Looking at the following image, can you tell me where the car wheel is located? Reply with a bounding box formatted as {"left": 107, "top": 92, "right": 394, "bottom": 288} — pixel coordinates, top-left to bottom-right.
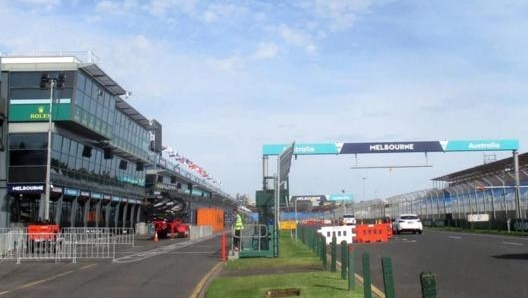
{"left": 418, "top": 230, "right": 423, "bottom": 234}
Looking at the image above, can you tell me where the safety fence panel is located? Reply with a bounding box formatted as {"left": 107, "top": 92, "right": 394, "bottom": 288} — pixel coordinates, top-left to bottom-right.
{"left": 235, "top": 224, "right": 270, "bottom": 251}
{"left": 354, "top": 224, "right": 389, "bottom": 243}
{"left": 61, "top": 227, "right": 135, "bottom": 246}
{"left": 0, "top": 231, "right": 24, "bottom": 259}
{"left": 60, "top": 233, "right": 116, "bottom": 262}
{"left": 0, "top": 232, "right": 116, "bottom": 263}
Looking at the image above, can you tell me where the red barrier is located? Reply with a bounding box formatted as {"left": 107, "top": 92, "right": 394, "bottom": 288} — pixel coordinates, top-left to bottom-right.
{"left": 354, "top": 224, "right": 389, "bottom": 243}
{"left": 385, "top": 223, "right": 394, "bottom": 239}
{"left": 220, "top": 232, "right": 226, "bottom": 261}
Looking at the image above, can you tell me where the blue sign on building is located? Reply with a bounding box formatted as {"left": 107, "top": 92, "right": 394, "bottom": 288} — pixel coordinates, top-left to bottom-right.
{"left": 441, "top": 139, "right": 519, "bottom": 152}
{"left": 327, "top": 193, "right": 354, "bottom": 201}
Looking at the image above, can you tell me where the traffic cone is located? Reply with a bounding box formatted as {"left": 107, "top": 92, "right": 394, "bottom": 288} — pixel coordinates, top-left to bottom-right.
{"left": 153, "top": 231, "right": 159, "bottom": 242}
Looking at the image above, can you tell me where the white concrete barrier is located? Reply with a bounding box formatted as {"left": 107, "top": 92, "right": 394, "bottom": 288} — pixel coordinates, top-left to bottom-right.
{"left": 317, "top": 225, "right": 356, "bottom": 245}
{"left": 189, "top": 225, "right": 213, "bottom": 241}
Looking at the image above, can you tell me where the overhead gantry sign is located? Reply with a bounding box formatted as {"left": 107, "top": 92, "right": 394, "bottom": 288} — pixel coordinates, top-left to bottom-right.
{"left": 262, "top": 139, "right": 519, "bottom": 156}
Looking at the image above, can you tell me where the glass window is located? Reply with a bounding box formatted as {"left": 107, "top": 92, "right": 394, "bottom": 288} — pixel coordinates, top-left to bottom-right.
{"left": 52, "top": 134, "right": 62, "bottom": 152}
{"left": 9, "top": 133, "right": 47, "bottom": 150}
{"left": 9, "top": 150, "right": 46, "bottom": 166}
{"left": 76, "top": 72, "right": 86, "bottom": 91}
{"left": 85, "top": 78, "right": 92, "bottom": 94}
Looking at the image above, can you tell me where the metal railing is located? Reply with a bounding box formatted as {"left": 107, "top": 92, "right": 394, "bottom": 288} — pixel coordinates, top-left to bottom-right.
{"left": 1, "top": 230, "right": 119, "bottom": 263}
{"left": 61, "top": 227, "right": 135, "bottom": 246}
{"left": 234, "top": 224, "right": 270, "bottom": 251}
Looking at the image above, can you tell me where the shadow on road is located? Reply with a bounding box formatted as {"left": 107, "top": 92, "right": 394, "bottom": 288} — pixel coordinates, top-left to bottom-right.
{"left": 492, "top": 253, "right": 528, "bottom": 260}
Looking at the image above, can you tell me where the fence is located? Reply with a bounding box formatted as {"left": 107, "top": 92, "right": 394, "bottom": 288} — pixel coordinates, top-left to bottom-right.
{"left": 234, "top": 224, "right": 270, "bottom": 251}
{"left": 61, "top": 227, "right": 135, "bottom": 246}
{"left": 1, "top": 230, "right": 119, "bottom": 263}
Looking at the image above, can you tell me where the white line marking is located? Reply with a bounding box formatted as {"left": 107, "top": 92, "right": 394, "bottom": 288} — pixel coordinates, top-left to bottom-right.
{"left": 502, "top": 241, "right": 523, "bottom": 246}
{"left": 448, "top": 236, "right": 462, "bottom": 239}
{"left": 0, "top": 270, "right": 75, "bottom": 296}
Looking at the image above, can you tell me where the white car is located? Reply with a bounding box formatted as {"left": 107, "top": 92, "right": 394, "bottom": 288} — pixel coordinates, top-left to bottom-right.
{"left": 393, "top": 214, "right": 423, "bottom": 234}
{"left": 342, "top": 214, "right": 356, "bottom": 225}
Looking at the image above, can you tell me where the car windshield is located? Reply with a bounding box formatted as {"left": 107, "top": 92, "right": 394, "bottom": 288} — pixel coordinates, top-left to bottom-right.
{"left": 400, "top": 215, "right": 419, "bottom": 220}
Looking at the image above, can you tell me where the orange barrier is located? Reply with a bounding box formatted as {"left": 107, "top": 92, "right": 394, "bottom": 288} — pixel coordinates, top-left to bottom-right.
{"left": 196, "top": 208, "right": 225, "bottom": 232}
{"left": 384, "top": 223, "right": 394, "bottom": 239}
{"left": 354, "top": 224, "right": 389, "bottom": 243}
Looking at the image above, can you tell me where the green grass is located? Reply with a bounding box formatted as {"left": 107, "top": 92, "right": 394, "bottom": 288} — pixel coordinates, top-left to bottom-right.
{"left": 205, "top": 233, "right": 364, "bottom": 298}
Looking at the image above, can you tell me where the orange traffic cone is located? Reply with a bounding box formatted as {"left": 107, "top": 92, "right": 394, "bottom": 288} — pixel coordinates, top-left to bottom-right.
{"left": 153, "top": 231, "right": 159, "bottom": 242}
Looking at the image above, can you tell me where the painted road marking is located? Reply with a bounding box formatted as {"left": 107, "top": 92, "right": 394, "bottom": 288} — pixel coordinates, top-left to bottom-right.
{"left": 0, "top": 264, "right": 97, "bottom": 296}
{"left": 0, "top": 270, "right": 75, "bottom": 296}
{"left": 448, "top": 236, "right": 462, "bottom": 239}
{"left": 502, "top": 241, "right": 523, "bottom": 246}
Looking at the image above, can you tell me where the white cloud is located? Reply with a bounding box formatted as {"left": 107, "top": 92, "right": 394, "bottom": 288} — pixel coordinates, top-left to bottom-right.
{"left": 17, "top": 0, "right": 60, "bottom": 11}
{"left": 252, "top": 42, "right": 280, "bottom": 60}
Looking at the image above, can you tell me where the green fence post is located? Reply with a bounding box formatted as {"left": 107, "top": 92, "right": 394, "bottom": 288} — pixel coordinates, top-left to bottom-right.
{"left": 420, "top": 272, "right": 438, "bottom": 298}
{"left": 321, "top": 235, "right": 327, "bottom": 270}
{"left": 382, "top": 257, "right": 396, "bottom": 298}
{"left": 340, "top": 240, "right": 347, "bottom": 280}
{"left": 348, "top": 245, "right": 355, "bottom": 290}
{"left": 330, "top": 234, "right": 337, "bottom": 272}
{"left": 362, "top": 252, "right": 372, "bottom": 298}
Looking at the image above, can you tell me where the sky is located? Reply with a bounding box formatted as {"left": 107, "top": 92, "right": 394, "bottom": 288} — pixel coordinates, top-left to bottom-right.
{"left": 1, "top": 0, "right": 528, "bottom": 201}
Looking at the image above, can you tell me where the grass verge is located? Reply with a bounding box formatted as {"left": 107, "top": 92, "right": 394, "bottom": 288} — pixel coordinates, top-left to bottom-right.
{"left": 204, "top": 233, "right": 364, "bottom": 298}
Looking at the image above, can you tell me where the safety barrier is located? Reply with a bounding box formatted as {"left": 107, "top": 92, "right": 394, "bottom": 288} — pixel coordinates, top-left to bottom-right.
{"left": 189, "top": 225, "right": 213, "bottom": 241}
{"left": 0, "top": 232, "right": 116, "bottom": 263}
{"left": 354, "top": 224, "right": 389, "bottom": 243}
{"left": 235, "top": 224, "right": 270, "bottom": 251}
{"left": 384, "top": 223, "right": 394, "bottom": 239}
{"left": 317, "top": 225, "right": 356, "bottom": 245}
{"left": 60, "top": 233, "right": 116, "bottom": 262}
{"left": 61, "top": 227, "right": 135, "bottom": 246}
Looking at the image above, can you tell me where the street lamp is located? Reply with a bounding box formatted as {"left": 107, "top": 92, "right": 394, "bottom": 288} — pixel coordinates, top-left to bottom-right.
{"left": 40, "top": 73, "right": 65, "bottom": 222}
{"left": 362, "top": 177, "right": 367, "bottom": 200}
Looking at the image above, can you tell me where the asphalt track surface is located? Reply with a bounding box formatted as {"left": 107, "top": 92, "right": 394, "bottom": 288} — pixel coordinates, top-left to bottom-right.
{"left": 0, "top": 234, "right": 224, "bottom": 298}
{"left": 350, "top": 229, "right": 528, "bottom": 298}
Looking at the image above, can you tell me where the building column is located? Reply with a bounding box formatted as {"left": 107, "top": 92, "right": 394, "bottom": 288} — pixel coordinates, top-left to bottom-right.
{"left": 129, "top": 204, "right": 136, "bottom": 229}
{"left": 114, "top": 204, "right": 120, "bottom": 228}
{"left": 54, "top": 195, "right": 63, "bottom": 226}
{"left": 83, "top": 200, "right": 89, "bottom": 227}
{"left": 105, "top": 204, "right": 111, "bottom": 228}
{"left": 122, "top": 203, "right": 128, "bottom": 228}
{"left": 95, "top": 201, "right": 101, "bottom": 228}
{"left": 70, "top": 197, "right": 78, "bottom": 227}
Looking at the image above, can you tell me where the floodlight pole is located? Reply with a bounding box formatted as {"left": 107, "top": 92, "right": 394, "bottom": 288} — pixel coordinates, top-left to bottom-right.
{"left": 513, "top": 150, "right": 522, "bottom": 219}
{"left": 44, "top": 79, "right": 55, "bottom": 222}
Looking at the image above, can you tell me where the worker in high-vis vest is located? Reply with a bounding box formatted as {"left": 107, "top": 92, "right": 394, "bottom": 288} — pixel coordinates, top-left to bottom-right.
{"left": 233, "top": 208, "right": 244, "bottom": 251}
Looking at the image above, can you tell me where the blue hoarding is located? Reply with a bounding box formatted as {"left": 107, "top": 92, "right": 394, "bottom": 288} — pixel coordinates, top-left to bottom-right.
{"left": 442, "top": 139, "right": 518, "bottom": 152}
{"left": 263, "top": 143, "right": 341, "bottom": 155}
{"left": 327, "top": 193, "right": 354, "bottom": 201}
{"left": 263, "top": 139, "right": 519, "bottom": 155}
{"left": 340, "top": 141, "right": 444, "bottom": 154}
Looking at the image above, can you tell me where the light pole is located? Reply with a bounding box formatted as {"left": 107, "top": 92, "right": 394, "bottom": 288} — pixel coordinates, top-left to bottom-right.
{"left": 362, "top": 177, "right": 367, "bottom": 200}
{"left": 40, "top": 73, "right": 65, "bottom": 222}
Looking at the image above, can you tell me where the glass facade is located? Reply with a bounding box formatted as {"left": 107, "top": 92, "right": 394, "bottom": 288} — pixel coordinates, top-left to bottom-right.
{"left": 2, "top": 59, "right": 230, "bottom": 229}
{"left": 6, "top": 67, "right": 150, "bottom": 227}
{"left": 72, "top": 71, "right": 115, "bottom": 139}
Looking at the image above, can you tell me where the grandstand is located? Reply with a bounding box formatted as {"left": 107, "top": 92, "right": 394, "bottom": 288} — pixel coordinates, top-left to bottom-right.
{"left": 354, "top": 152, "right": 528, "bottom": 231}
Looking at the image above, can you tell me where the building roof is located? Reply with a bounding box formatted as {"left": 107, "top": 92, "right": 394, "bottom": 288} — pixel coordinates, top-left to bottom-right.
{"left": 432, "top": 152, "right": 528, "bottom": 183}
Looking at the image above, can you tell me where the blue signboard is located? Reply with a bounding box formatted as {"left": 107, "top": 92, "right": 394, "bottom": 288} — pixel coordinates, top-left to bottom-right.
{"left": 327, "top": 193, "right": 354, "bottom": 201}
{"left": 263, "top": 139, "right": 519, "bottom": 155}
{"left": 64, "top": 187, "right": 80, "bottom": 196}
{"left": 263, "top": 143, "right": 341, "bottom": 155}
{"left": 8, "top": 184, "right": 44, "bottom": 194}
{"left": 340, "top": 141, "right": 443, "bottom": 154}
{"left": 442, "top": 139, "right": 519, "bottom": 152}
